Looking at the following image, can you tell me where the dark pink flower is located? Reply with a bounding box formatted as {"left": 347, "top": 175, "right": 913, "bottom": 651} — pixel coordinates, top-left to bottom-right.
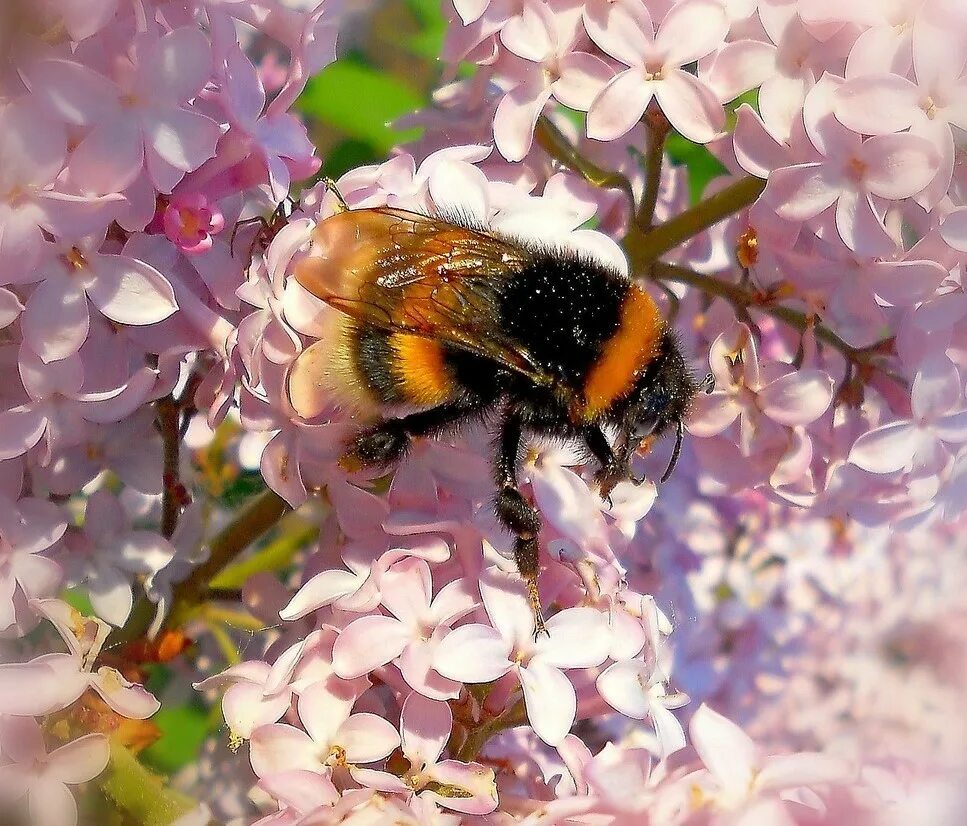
{"left": 162, "top": 193, "right": 225, "bottom": 255}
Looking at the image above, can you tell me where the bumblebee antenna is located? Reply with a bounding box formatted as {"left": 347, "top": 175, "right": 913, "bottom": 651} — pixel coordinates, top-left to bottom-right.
{"left": 323, "top": 177, "right": 349, "bottom": 213}
{"left": 659, "top": 419, "right": 684, "bottom": 484}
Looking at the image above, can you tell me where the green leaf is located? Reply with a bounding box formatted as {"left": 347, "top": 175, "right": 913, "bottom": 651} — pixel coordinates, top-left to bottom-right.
{"left": 403, "top": 0, "right": 447, "bottom": 58}
{"left": 210, "top": 515, "right": 318, "bottom": 589}
{"left": 140, "top": 702, "right": 211, "bottom": 774}
{"left": 299, "top": 57, "right": 424, "bottom": 153}
{"left": 322, "top": 138, "right": 383, "bottom": 179}
{"left": 667, "top": 134, "right": 728, "bottom": 202}
{"left": 219, "top": 470, "right": 267, "bottom": 509}
{"left": 62, "top": 588, "right": 94, "bottom": 616}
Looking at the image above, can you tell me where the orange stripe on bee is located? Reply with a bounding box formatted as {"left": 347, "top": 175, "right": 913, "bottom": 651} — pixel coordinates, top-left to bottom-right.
{"left": 390, "top": 333, "right": 454, "bottom": 407}
{"left": 582, "top": 285, "right": 663, "bottom": 419}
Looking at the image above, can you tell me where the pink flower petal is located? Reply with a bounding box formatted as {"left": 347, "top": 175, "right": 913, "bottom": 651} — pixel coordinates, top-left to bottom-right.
{"left": 427, "top": 159, "right": 491, "bottom": 222}
{"left": 583, "top": 0, "right": 653, "bottom": 66}
{"left": 860, "top": 133, "right": 941, "bottom": 200}
{"left": 28, "top": 778, "right": 78, "bottom": 826}
{"left": 90, "top": 667, "right": 160, "bottom": 719}
{"left": 349, "top": 766, "right": 409, "bottom": 794}
{"left": 733, "top": 105, "right": 788, "bottom": 179}
{"left": 834, "top": 75, "right": 920, "bottom": 135}
{"left": 331, "top": 615, "right": 410, "bottom": 679}
{"left": 260, "top": 769, "right": 340, "bottom": 812}
{"left": 912, "top": 354, "right": 961, "bottom": 420}
{"left": 433, "top": 624, "right": 514, "bottom": 683}
{"left": 655, "top": 0, "right": 728, "bottom": 67}
{"left": 493, "top": 79, "right": 554, "bottom": 163}
{"left": 380, "top": 557, "right": 433, "bottom": 625}
{"left": 0, "top": 407, "right": 47, "bottom": 461}
{"left": 429, "top": 578, "right": 477, "bottom": 626}
{"left": 222, "top": 682, "right": 292, "bottom": 739}
{"left": 655, "top": 70, "right": 725, "bottom": 144}
{"left": 936, "top": 410, "right": 967, "bottom": 442}
{"left": 85, "top": 252, "right": 177, "bottom": 325}
{"left": 586, "top": 70, "right": 654, "bottom": 142}
{"left": 69, "top": 117, "right": 144, "bottom": 194}
{"left": 296, "top": 683, "right": 353, "bottom": 748}
{"left": 499, "top": 2, "right": 554, "bottom": 61}
{"left": 479, "top": 569, "right": 535, "bottom": 645}
{"left": 834, "top": 189, "right": 894, "bottom": 257}
{"left": 88, "top": 565, "right": 133, "bottom": 627}
{"left": 690, "top": 704, "right": 757, "bottom": 796}
{"left": 530, "top": 465, "right": 607, "bottom": 550}
{"left": 142, "top": 108, "right": 221, "bottom": 188}
{"left": 398, "top": 636, "right": 462, "bottom": 700}
{"left": 0, "top": 98, "right": 67, "bottom": 188}
{"left": 249, "top": 724, "right": 320, "bottom": 777}
{"left": 78, "top": 368, "right": 159, "bottom": 425}
{"left": 0, "top": 662, "right": 62, "bottom": 716}
{"left": 518, "top": 660, "right": 576, "bottom": 746}
{"left": 425, "top": 759, "right": 499, "bottom": 814}
{"left": 707, "top": 40, "right": 777, "bottom": 103}
{"left": 870, "top": 260, "right": 947, "bottom": 306}
{"left": 138, "top": 27, "right": 213, "bottom": 103}
{"left": 28, "top": 59, "right": 120, "bottom": 126}
{"left": 47, "top": 734, "right": 111, "bottom": 784}
{"left": 0, "top": 287, "right": 24, "bottom": 330}
{"left": 848, "top": 421, "right": 918, "bottom": 473}
{"left": 281, "top": 569, "right": 362, "bottom": 621}
{"left": 687, "top": 392, "right": 742, "bottom": 437}
{"left": 453, "top": 0, "right": 490, "bottom": 25}
{"left": 338, "top": 713, "right": 401, "bottom": 764}
{"left": 553, "top": 52, "right": 613, "bottom": 111}
{"left": 401, "top": 692, "right": 450, "bottom": 766}
{"left": 941, "top": 208, "right": 967, "bottom": 252}
{"left": 757, "top": 370, "right": 834, "bottom": 426}
{"left": 596, "top": 660, "right": 653, "bottom": 718}
{"left": 536, "top": 607, "right": 610, "bottom": 670}
{"left": 769, "top": 164, "right": 839, "bottom": 221}
{"left": 756, "top": 752, "right": 850, "bottom": 792}
{"left": 22, "top": 277, "right": 90, "bottom": 363}
{"left": 651, "top": 701, "right": 687, "bottom": 758}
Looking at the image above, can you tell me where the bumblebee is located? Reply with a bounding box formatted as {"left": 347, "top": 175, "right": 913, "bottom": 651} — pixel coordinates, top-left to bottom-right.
{"left": 288, "top": 204, "right": 698, "bottom": 633}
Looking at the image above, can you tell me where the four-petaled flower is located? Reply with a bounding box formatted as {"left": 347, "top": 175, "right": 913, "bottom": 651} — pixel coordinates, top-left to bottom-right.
{"left": 434, "top": 568, "right": 611, "bottom": 745}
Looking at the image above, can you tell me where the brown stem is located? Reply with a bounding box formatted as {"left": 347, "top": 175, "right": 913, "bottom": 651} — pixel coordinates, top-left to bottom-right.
{"left": 650, "top": 261, "right": 901, "bottom": 383}
{"left": 454, "top": 699, "right": 528, "bottom": 763}
{"left": 636, "top": 109, "right": 670, "bottom": 230}
{"left": 156, "top": 395, "right": 181, "bottom": 540}
{"left": 166, "top": 489, "right": 290, "bottom": 628}
{"left": 625, "top": 175, "right": 766, "bottom": 265}
{"left": 114, "top": 489, "right": 290, "bottom": 644}
{"left": 535, "top": 116, "right": 636, "bottom": 210}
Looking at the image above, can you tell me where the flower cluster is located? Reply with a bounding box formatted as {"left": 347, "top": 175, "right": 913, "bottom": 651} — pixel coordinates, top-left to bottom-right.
{"left": 2, "top": 0, "right": 967, "bottom": 824}
{"left": 0, "top": 0, "right": 337, "bottom": 822}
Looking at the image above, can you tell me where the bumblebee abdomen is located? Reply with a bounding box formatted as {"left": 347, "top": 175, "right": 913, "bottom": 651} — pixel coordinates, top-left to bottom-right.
{"left": 354, "top": 324, "right": 459, "bottom": 410}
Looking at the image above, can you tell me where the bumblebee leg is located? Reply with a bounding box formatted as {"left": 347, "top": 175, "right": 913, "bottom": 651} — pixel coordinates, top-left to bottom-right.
{"left": 584, "top": 426, "right": 626, "bottom": 502}
{"left": 342, "top": 401, "right": 484, "bottom": 471}
{"left": 493, "top": 412, "right": 548, "bottom": 637}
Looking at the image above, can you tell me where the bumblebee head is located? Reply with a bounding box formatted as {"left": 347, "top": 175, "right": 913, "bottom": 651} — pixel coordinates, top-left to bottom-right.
{"left": 618, "top": 332, "right": 707, "bottom": 483}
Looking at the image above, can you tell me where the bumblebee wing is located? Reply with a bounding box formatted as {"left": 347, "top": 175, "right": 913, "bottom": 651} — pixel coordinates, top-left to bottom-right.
{"left": 294, "top": 207, "right": 547, "bottom": 381}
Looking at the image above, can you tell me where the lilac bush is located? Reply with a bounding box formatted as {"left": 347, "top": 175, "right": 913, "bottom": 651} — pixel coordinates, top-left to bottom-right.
{"left": 1, "top": 0, "right": 966, "bottom": 823}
